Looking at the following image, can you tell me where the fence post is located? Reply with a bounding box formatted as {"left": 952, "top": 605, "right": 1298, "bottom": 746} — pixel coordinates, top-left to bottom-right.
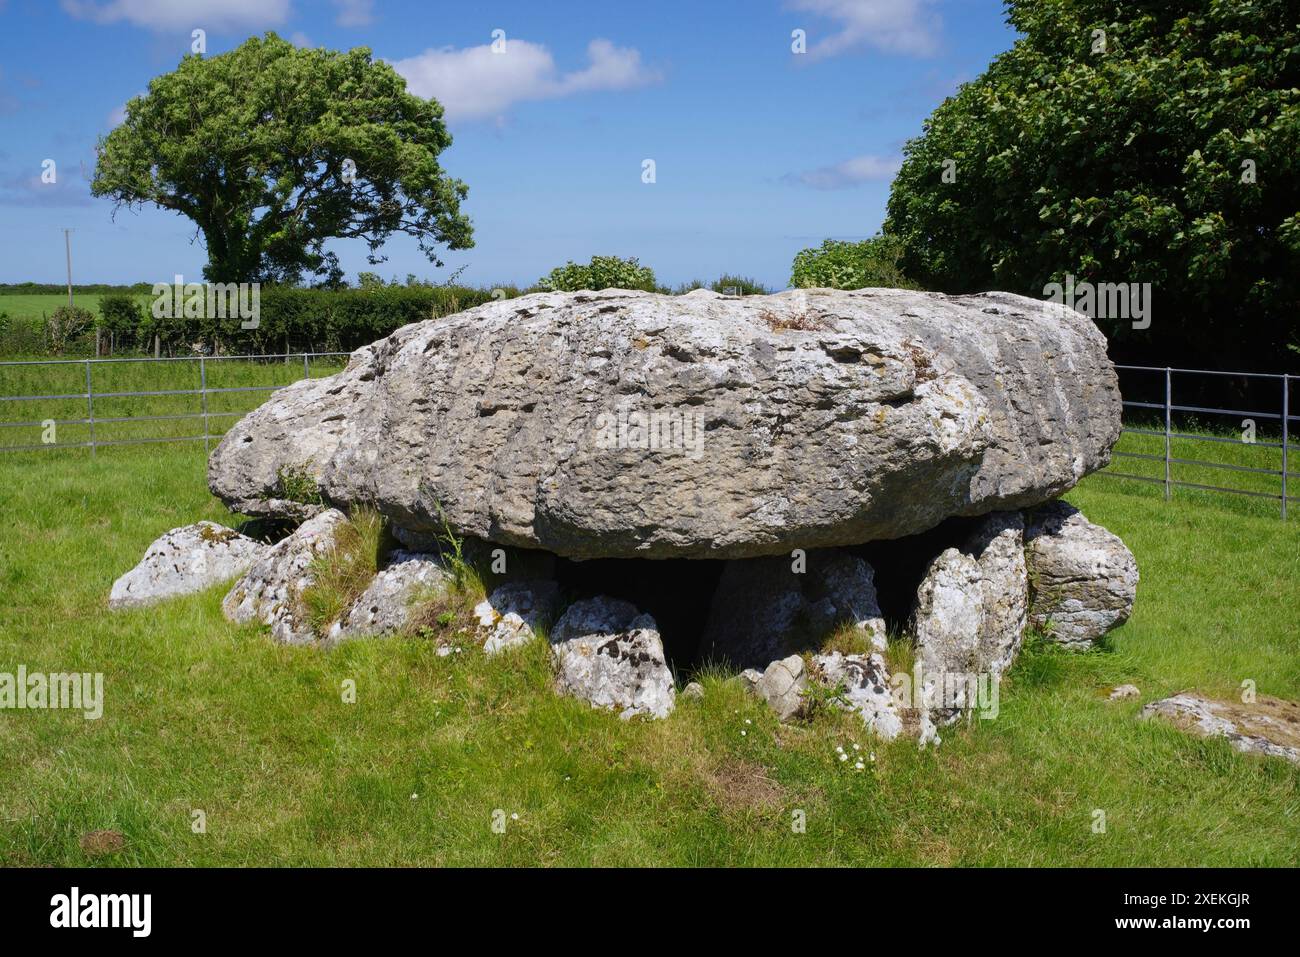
{"left": 1170, "top": 364, "right": 1180, "bottom": 501}
{"left": 303, "top": 352, "right": 310, "bottom": 380}
{"left": 85, "top": 359, "right": 95, "bottom": 458}
{"left": 200, "top": 356, "right": 209, "bottom": 454}
{"left": 1283, "top": 375, "right": 1290, "bottom": 521}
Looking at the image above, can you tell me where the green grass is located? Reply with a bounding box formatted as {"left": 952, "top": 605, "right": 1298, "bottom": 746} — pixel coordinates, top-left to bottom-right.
{"left": 0, "top": 293, "right": 148, "bottom": 324}
{"left": 0, "top": 293, "right": 155, "bottom": 355}
{"left": 1101, "top": 418, "right": 1294, "bottom": 517}
{"left": 0, "top": 442, "right": 1297, "bottom": 867}
{"left": 0, "top": 356, "right": 346, "bottom": 451}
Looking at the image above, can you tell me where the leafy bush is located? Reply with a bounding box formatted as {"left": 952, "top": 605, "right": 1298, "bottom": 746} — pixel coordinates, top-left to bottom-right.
{"left": 274, "top": 463, "right": 324, "bottom": 506}
{"left": 46, "top": 305, "right": 95, "bottom": 355}
{"left": 710, "top": 274, "right": 771, "bottom": 296}
{"left": 884, "top": 0, "right": 1300, "bottom": 370}
{"left": 538, "top": 255, "right": 657, "bottom": 293}
{"left": 138, "top": 283, "right": 509, "bottom": 355}
{"left": 97, "top": 293, "right": 144, "bottom": 351}
{"left": 790, "top": 235, "right": 918, "bottom": 291}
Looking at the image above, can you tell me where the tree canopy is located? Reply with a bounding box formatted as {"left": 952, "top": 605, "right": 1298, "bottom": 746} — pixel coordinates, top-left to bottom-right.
{"left": 885, "top": 0, "right": 1300, "bottom": 368}
{"left": 92, "top": 33, "right": 473, "bottom": 285}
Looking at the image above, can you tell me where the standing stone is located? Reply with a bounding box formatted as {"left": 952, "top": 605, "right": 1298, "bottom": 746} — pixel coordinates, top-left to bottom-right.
{"left": 326, "top": 551, "right": 451, "bottom": 644}
{"left": 209, "top": 288, "right": 1121, "bottom": 558}
{"left": 1024, "top": 500, "right": 1138, "bottom": 647}
{"left": 701, "top": 549, "right": 887, "bottom": 669}
{"left": 752, "top": 655, "right": 809, "bottom": 722}
{"left": 550, "top": 596, "right": 675, "bottom": 719}
{"left": 912, "top": 512, "right": 1027, "bottom": 718}
{"left": 811, "top": 651, "right": 902, "bottom": 740}
{"left": 474, "top": 580, "right": 561, "bottom": 655}
{"left": 221, "top": 509, "right": 349, "bottom": 645}
{"left": 109, "top": 521, "right": 265, "bottom": 609}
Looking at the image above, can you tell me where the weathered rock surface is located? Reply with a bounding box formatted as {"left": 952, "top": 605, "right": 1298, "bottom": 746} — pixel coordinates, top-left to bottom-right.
{"left": 326, "top": 550, "right": 450, "bottom": 644}
{"left": 474, "top": 580, "right": 561, "bottom": 655}
{"left": 221, "top": 509, "right": 348, "bottom": 644}
{"left": 701, "top": 549, "right": 887, "bottom": 669}
{"left": 1025, "top": 501, "right": 1138, "bottom": 647}
{"left": 811, "top": 651, "right": 908, "bottom": 741}
{"left": 1109, "top": 683, "right": 1141, "bottom": 700}
{"left": 209, "top": 287, "right": 1121, "bottom": 559}
{"left": 913, "top": 512, "right": 1028, "bottom": 718}
{"left": 751, "top": 655, "right": 809, "bottom": 722}
{"left": 550, "top": 596, "right": 675, "bottom": 719}
{"left": 1142, "top": 693, "right": 1300, "bottom": 765}
{"left": 109, "top": 522, "right": 265, "bottom": 609}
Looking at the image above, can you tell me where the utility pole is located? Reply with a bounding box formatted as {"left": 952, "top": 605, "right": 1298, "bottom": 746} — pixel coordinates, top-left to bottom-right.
{"left": 64, "top": 228, "right": 73, "bottom": 306}
{"left": 64, "top": 228, "right": 100, "bottom": 356}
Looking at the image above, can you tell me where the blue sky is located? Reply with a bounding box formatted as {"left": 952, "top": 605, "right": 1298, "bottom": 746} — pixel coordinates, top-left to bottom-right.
{"left": 0, "top": 0, "right": 1018, "bottom": 289}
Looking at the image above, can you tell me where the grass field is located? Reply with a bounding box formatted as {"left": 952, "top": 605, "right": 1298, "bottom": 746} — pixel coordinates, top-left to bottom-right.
{"left": 0, "top": 293, "right": 155, "bottom": 359}
{"left": 0, "top": 293, "right": 126, "bottom": 323}
{"left": 0, "top": 429, "right": 1297, "bottom": 867}
{"left": 0, "top": 355, "right": 348, "bottom": 451}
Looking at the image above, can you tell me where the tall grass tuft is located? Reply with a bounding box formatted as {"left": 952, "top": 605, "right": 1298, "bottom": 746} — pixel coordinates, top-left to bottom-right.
{"left": 299, "top": 506, "right": 389, "bottom": 637}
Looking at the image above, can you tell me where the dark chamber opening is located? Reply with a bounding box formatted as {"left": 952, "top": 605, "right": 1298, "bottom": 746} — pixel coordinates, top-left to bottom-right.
{"left": 553, "top": 556, "right": 726, "bottom": 676}
{"left": 850, "top": 514, "right": 983, "bottom": 630}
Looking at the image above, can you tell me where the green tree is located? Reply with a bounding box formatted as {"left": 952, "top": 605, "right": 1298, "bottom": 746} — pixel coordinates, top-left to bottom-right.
{"left": 96, "top": 293, "right": 144, "bottom": 352}
{"left": 539, "top": 255, "right": 657, "bottom": 292}
{"left": 885, "top": 0, "right": 1300, "bottom": 368}
{"left": 790, "top": 235, "right": 918, "bottom": 290}
{"left": 92, "top": 33, "right": 473, "bottom": 285}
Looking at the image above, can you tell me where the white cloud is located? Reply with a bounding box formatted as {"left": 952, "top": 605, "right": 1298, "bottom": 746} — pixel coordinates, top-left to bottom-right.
{"left": 332, "top": 0, "right": 373, "bottom": 27}
{"left": 788, "top": 154, "right": 901, "bottom": 189}
{"left": 107, "top": 102, "right": 127, "bottom": 126}
{"left": 391, "top": 38, "right": 661, "bottom": 122}
{"left": 60, "top": 0, "right": 291, "bottom": 32}
{"left": 788, "top": 0, "right": 940, "bottom": 58}
{"left": 289, "top": 31, "right": 313, "bottom": 48}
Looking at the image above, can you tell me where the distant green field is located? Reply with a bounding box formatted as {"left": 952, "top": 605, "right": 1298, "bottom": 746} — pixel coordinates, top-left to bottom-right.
{"left": 0, "top": 293, "right": 156, "bottom": 357}
{"left": 0, "top": 356, "right": 348, "bottom": 452}
{"left": 0, "top": 293, "right": 151, "bottom": 324}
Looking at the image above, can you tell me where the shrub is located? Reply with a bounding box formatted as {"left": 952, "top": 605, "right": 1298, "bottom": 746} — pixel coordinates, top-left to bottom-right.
{"left": 46, "top": 305, "right": 95, "bottom": 355}
{"left": 538, "top": 255, "right": 657, "bottom": 293}
{"left": 790, "top": 235, "right": 918, "bottom": 291}
{"left": 710, "top": 274, "right": 771, "bottom": 296}
{"left": 275, "top": 463, "right": 324, "bottom": 506}
{"left": 97, "top": 293, "right": 144, "bottom": 351}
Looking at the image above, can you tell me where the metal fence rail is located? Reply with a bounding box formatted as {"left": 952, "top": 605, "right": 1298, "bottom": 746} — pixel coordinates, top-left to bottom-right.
{"left": 0, "top": 352, "right": 349, "bottom": 455}
{"left": 1100, "top": 365, "right": 1295, "bottom": 519}
{"left": 0, "top": 354, "right": 1296, "bottom": 518}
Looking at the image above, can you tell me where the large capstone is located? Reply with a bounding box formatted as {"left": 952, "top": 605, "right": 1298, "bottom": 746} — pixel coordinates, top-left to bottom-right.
{"left": 209, "top": 288, "right": 1121, "bottom": 559}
